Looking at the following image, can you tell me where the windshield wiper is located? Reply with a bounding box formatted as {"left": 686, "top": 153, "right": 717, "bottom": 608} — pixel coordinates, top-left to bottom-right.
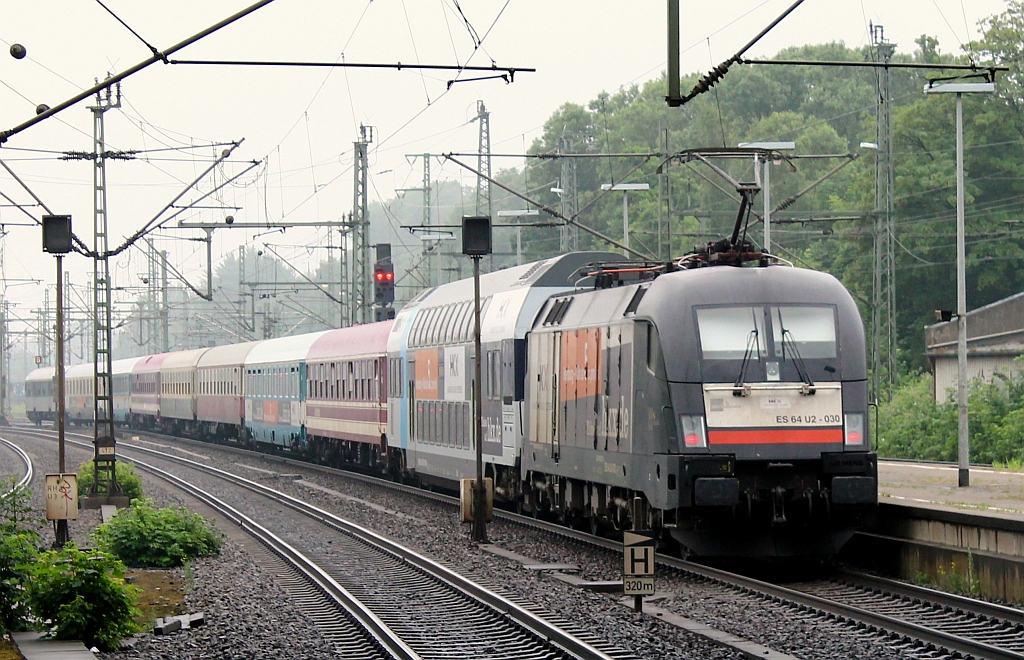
{"left": 780, "top": 327, "right": 815, "bottom": 394}
{"left": 733, "top": 329, "right": 758, "bottom": 396}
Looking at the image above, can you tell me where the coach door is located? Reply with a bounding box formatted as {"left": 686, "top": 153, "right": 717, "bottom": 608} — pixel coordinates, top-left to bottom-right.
{"left": 551, "top": 330, "right": 561, "bottom": 461}
{"left": 407, "top": 359, "right": 416, "bottom": 444}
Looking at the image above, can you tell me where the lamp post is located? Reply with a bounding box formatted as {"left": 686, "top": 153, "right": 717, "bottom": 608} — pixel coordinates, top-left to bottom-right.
{"left": 462, "top": 216, "right": 492, "bottom": 543}
{"left": 738, "top": 141, "right": 795, "bottom": 252}
{"left": 924, "top": 80, "right": 995, "bottom": 488}
{"left": 601, "top": 183, "right": 650, "bottom": 255}
{"left": 42, "top": 214, "right": 73, "bottom": 546}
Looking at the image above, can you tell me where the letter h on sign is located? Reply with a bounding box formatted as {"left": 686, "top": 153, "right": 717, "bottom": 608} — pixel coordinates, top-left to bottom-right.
{"left": 622, "top": 530, "right": 656, "bottom": 576}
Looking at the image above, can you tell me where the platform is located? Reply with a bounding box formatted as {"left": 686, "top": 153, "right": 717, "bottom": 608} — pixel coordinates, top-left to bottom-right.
{"left": 878, "top": 459, "right": 1024, "bottom": 521}
{"left": 842, "top": 460, "right": 1024, "bottom": 603}
{"left": 11, "top": 632, "right": 95, "bottom": 659}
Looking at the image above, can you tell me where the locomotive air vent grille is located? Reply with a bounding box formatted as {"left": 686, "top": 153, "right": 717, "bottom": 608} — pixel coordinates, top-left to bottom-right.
{"left": 542, "top": 298, "right": 573, "bottom": 326}
{"left": 513, "top": 259, "right": 548, "bottom": 285}
{"left": 623, "top": 286, "right": 648, "bottom": 316}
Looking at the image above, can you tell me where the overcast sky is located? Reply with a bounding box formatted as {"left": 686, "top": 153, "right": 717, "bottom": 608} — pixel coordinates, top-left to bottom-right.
{"left": 0, "top": 0, "right": 1010, "bottom": 337}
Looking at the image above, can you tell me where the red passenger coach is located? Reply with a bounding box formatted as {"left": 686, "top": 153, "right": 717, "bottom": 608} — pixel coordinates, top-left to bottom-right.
{"left": 305, "top": 321, "right": 392, "bottom": 467}
{"left": 196, "top": 341, "right": 258, "bottom": 438}
{"left": 131, "top": 352, "right": 169, "bottom": 428}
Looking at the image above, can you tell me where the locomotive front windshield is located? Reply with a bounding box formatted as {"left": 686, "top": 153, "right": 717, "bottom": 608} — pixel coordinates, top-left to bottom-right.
{"left": 695, "top": 305, "right": 838, "bottom": 381}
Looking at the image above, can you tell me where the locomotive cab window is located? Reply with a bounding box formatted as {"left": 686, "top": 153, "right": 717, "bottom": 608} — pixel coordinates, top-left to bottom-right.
{"left": 696, "top": 305, "right": 839, "bottom": 382}
{"left": 696, "top": 307, "right": 767, "bottom": 360}
{"left": 769, "top": 306, "right": 837, "bottom": 359}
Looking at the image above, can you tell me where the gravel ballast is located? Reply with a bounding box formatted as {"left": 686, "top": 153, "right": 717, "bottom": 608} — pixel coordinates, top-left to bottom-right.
{"left": 3, "top": 430, "right": 923, "bottom": 659}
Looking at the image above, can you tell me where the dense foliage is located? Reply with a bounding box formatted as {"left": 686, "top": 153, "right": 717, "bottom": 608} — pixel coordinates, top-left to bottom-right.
{"left": 509, "top": 5, "right": 1024, "bottom": 380}
{"left": 93, "top": 499, "right": 222, "bottom": 568}
{"left": 0, "top": 481, "right": 39, "bottom": 635}
{"left": 23, "top": 544, "right": 140, "bottom": 651}
{"left": 877, "top": 363, "right": 1024, "bottom": 465}
{"left": 75, "top": 459, "right": 144, "bottom": 502}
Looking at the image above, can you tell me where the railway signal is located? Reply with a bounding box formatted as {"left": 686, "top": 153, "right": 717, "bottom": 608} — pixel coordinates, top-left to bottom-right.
{"left": 373, "top": 261, "right": 395, "bottom": 305}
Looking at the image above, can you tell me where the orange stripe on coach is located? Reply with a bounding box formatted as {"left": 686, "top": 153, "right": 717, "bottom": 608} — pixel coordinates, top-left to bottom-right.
{"left": 708, "top": 428, "right": 843, "bottom": 445}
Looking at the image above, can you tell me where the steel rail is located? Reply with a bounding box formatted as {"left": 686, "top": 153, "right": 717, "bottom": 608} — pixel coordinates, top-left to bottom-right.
{"left": 93, "top": 433, "right": 619, "bottom": 660}
{"left": 25, "top": 425, "right": 1022, "bottom": 659}
{"left": 8, "top": 428, "right": 415, "bottom": 660}
{"left": 833, "top": 567, "right": 1024, "bottom": 627}
{"left": 0, "top": 437, "right": 34, "bottom": 490}
{"left": 112, "top": 454, "right": 420, "bottom": 660}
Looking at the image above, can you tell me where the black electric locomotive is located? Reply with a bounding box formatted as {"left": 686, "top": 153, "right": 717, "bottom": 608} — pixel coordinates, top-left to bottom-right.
{"left": 523, "top": 253, "right": 875, "bottom": 556}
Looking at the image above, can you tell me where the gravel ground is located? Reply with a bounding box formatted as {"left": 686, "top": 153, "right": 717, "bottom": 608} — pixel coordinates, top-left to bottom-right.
{"left": 2, "top": 429, "right": 923, "bottom": 659}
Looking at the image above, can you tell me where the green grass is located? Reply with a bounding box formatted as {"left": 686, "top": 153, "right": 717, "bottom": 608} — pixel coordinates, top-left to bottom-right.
{"left": 993, "top": 458, "right": 1024, "bottom": 472}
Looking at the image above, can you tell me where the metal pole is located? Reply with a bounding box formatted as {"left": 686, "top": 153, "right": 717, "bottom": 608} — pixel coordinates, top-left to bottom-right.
{"left": 55, "top": 255, "right": 70, "bottom": 545}
{"left": 955, "top": 92, "right": 969, "bottom": 488}
{"left": 623, "top": 193, "right": 629, "bottom": 255}
{"left": 763, "top": 159, "right": 771, "bottom": 252}
{"left": 472, "top": 255, "right": 488, "bottom": 543}
{"left": 632, "top": 496, "right": 643, "bottom": 613}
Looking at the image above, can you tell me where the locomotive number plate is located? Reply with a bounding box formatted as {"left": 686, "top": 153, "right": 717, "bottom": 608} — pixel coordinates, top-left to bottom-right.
{"left": 703, "top": 382, "right": 842, "bottom": 429}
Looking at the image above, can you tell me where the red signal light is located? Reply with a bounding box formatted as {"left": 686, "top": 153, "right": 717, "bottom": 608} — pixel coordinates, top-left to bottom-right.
{"left": 384, "top": 271, "right": 394, "bottom": 282}
{"left": 374, "top": 270, "right": 385, "bottom": 281}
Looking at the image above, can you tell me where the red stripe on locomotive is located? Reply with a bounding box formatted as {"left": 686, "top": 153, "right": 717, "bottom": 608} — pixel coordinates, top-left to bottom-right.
{"left": 708, "top": 428, "right": 843, "bottom": 445}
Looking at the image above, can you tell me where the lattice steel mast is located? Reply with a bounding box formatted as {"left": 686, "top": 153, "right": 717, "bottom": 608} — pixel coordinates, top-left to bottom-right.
{"left": 89, "top": 80, "right": 123, "bottom": 501}
{"left": 398, "top": 155, "right": 435, "bottom": 287}
{"left": 559, "top": 135, "right": 579, "bottom": 252}
{"left": 351, "top": 125, "right": 373, "bottom": 325}
{"left": 871, "top": 24, "right": 897, "bottom": 401}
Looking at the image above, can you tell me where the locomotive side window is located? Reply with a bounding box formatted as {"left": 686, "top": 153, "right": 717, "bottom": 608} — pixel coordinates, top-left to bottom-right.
{"left": 696, "top": 307, "right": 767, "bottom": 360}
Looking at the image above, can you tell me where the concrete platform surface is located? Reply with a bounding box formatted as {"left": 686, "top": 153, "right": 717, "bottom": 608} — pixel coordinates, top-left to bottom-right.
{"left": 879, "top": 459, "right": 1024, "bottom": 521}
{"left": 11, "top": 632, "right": 96, "bottom": 659}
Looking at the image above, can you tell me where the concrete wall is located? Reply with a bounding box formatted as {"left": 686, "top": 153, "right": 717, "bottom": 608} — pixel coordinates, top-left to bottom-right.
{"left": 925, "top": 290, "right": 1024, "bottom": 403}
{"left": 933, "top": 356, "right": 1024, "bottom": 404}
{"left": 846, "top": 504, "right": 1024, "bottom": 603}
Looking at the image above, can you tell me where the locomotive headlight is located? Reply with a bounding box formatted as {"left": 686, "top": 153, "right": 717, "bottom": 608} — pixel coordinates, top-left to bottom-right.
{"left": 680, "top": 415, "right": 707, "bottom": 449}
{"left": 844, "top": 413, "right": 865, "bottom": 447}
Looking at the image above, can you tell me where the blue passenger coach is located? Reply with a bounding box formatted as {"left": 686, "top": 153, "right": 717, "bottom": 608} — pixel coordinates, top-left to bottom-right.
{"left": 244, "top": 331, "right": 328, "bottom": 448}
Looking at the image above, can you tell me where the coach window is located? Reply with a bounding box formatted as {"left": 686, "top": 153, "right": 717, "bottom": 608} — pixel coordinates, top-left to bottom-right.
{"left": 486, "top": 350, "right": 501, "bottom": 400}
{"left": 459, "top": 303, "right": 471, "bottom": 341}
{"left": 419, "top": 311, "right": 432, "bottom": 347}
{"left": 436, "top": 304, "right": 452, "bottom": 345}
{"left": 460, "top": 299, "right": 476, "bottom": 342}
{"left": 444, "top": 402, "right": 453, "bottom": 446}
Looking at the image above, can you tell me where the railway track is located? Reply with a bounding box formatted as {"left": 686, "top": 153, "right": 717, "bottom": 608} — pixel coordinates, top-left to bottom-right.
{"left": 14, "top": 426, "right": 631, "bottom": 660}
{"left": 101, "top": 427, "right": 1024, "bottom": 660}
{"left": 0, "top": 435, "right": 34, "bottom": 490}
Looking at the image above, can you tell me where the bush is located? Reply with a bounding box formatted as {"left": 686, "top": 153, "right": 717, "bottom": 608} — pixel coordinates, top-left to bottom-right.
{"left": 93, "top": 499, "right": 222, "bottom": 568}
{"left": 75, "top": 459, "right": 144, "bottom": 501}
{"left": 23, "top": 544, "right": 140, "bottom": 651}
{"left": 0, "top": 480, "right": 40, "bottom": 635}
{"left": 877, "top": 373, "right": 956, "bottom": 460}
{"left": 877, "top": 361, "right": 1024, "bottom": 464}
